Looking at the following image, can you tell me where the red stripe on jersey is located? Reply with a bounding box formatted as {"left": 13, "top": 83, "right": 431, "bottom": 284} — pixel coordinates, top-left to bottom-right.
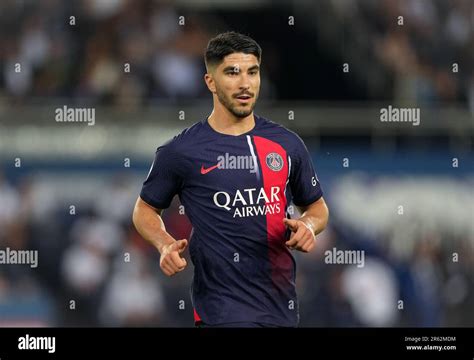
{"left": 194, "top": 308, "right": 202, "bottom": 323}
{"left": 252, "top": 136, "right": 292, "bottom": 288}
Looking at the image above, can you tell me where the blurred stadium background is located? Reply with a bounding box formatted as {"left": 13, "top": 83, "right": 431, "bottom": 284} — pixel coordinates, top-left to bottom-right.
{"left": 0, "top": 0, "right": 472, "bottom": 327}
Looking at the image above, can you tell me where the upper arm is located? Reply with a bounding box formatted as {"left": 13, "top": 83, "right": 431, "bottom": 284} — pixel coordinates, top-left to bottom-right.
{"left": 289, "top": 134, "right": 323, "bottom": 207}
{"left": 297, "top": 196, "right": 328, "bottom": 215}
{"left": 135, "top": 196, "right": 163, "bottom": 215}
{"left": 139, "top": 141, "right": 183, "bottom": 209}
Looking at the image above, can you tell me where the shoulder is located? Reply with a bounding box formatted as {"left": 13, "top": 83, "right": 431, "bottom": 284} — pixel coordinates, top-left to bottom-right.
{"left": 157, "top": 120, "right": 206, "bottom": 154}
{"left": 256, "top": 115, "right": 307, "bottom": 152}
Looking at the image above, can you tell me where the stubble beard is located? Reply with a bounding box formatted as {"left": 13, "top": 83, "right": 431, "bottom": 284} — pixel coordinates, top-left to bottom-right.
{"left": 216, "top": 87, "right": 258, "bottom": 119}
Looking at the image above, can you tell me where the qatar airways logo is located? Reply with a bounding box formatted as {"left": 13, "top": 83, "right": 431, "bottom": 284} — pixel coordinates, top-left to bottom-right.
{"left": 213, "top": 186, "right": 282, "bottom": 218}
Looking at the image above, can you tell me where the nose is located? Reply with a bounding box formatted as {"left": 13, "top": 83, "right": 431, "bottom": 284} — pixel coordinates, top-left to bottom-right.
{"left": 238, "top": 73, "right": 251, "bottom": 91}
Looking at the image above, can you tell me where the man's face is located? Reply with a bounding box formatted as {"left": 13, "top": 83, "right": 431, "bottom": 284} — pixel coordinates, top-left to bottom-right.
{"left": 208, "top": 53, "right": 260, "bottom": 118}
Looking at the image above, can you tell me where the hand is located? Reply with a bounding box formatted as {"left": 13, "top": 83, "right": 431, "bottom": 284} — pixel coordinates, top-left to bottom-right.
{"left": 159, "top": 239, "right": 188, "bottom": 276}
{"left": 283, "top": 218, "right": 316, "bottom": 253}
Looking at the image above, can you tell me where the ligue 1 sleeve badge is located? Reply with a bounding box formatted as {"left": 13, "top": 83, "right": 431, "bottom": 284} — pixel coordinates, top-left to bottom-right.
{"left": 265, "top": 152, "right": 284, "bottom": 171}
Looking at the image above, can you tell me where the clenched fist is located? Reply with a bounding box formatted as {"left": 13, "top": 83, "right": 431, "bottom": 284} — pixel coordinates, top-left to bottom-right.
{"left": 160, "top": 239, "right": 188, "bottom": 276}
{"left": 283, "top": 218, "right": 316, "bottom": 253}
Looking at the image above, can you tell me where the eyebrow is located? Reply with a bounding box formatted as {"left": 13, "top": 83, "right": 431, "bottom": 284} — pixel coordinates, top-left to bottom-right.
{"left": 222, "top": 65, "right": 260, "bottom": 73}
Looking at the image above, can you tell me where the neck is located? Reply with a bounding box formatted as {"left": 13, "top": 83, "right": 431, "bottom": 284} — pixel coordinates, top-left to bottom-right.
{"left": 207, "top": 102, "right": 255, "bottom": 136}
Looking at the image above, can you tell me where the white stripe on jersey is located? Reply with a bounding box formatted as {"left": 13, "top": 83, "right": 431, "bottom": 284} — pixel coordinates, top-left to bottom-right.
{"left": 246, "top": 135, "right": 260, "bottom": 181}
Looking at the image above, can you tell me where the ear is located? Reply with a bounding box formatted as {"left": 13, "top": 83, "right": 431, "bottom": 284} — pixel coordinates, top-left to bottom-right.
{"left": 204, "top": 73, "right": 216, "bottom": 94}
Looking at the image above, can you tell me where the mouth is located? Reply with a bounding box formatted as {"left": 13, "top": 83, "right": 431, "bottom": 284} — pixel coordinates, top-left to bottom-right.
{"left": 235, "top": 94, "right": 253, "bottom": 104}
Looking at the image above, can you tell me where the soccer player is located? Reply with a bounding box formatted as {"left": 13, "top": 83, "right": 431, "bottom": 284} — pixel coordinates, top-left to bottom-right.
{"left": 133, "top": 32, "right": 329, "bottom": 328}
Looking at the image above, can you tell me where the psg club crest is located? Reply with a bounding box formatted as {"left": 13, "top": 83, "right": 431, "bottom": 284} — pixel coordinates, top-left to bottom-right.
{"left": 265, "top": 152, "right": 284, "bottom": 172}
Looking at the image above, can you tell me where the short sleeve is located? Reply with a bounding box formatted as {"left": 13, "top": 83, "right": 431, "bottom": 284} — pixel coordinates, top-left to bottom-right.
{"left": 289, "top": 135, "right": 323, "bottom": 207}
{"left": 139, "top": 141, "right": 183, "bottom": 209}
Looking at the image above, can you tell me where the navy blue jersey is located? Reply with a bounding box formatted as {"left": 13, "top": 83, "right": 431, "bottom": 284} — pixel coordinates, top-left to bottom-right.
{"left": 140, "top": 115, "right": 323, "bottom": 327}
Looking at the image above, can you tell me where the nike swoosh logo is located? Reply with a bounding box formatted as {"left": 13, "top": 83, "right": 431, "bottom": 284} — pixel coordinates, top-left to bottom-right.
{"left": 200, "top": 164, "right": 219, "bottom": 175}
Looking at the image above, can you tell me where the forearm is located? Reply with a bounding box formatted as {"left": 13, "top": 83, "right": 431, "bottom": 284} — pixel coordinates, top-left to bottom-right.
{"left": 132, "top": 201, "right": 175, "bottom": 253}
{"left": 298, "top": 198, "right": 329, "bottom": 236}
